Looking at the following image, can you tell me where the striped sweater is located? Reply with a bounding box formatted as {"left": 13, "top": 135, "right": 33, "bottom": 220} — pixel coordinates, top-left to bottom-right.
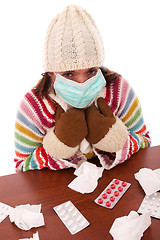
{"left": 14, "top": 76, "right": 151, "bottom": 172}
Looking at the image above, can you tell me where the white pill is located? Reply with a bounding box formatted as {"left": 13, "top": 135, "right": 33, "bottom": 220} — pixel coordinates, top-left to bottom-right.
{"left": 68, "top": 206, "right": 74, "bottom": 212}
{"left": 77, "top": 215, "right": 82, "bottom": 221}
{"left": 56, "top": 206, "right": 62, "bottom": 211}
{"left": 63, "top": 215, "right": 69, "bottom": 221}
{"left": 71, "top": 225, "right": 77, "bottom": 232}
{"left": 65, "top": 202, "right": 70, "bottom": 208}
{"left": 72, "top": 211, "right": 78, "bottom": 217}
{"left": 59, "top": 210, "right": 65, "bottom": 217}
{"left": 79, "top": 220, "right": 86, "bottom": 226}
{"left": 68, "top": 220, "right": 73, "bottom": 226}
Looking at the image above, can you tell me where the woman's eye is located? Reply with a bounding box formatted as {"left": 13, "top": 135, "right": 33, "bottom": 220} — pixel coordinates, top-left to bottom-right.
{"left": 63, "top": 72, "right": 73, "bottom": 78}
{"left": 88, "top": 69, "right": 97, "bottom": 75}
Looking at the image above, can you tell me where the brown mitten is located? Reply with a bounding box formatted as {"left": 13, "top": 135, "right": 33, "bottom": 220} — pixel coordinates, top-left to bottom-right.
{"left": 85, "top": 97, "right": 116, "bottom": 144}
{"left": 55, "top": 104, "right": 88, "bottom": 147}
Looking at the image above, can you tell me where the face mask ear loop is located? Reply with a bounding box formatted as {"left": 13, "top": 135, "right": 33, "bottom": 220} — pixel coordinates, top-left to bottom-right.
{"left": 52, "top": 73, "right": 57, "bottom": 93}
{"left": 53, "top": 72, "right": 58, "bottom": 86}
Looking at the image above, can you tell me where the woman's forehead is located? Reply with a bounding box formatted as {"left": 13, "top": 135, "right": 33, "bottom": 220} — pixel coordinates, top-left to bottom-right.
{"left": 58, "top": 67, "right": 99, "bottom": 74}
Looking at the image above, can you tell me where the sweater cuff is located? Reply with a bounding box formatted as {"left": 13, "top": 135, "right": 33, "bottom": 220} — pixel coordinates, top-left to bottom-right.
{"left": 93, "top": 117, "right": 128, "bottom": 153}
{"left": 43, "top": 127, "right": 79, "bottom": 159}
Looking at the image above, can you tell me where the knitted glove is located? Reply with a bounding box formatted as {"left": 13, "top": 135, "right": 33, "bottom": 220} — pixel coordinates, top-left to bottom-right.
{"left": 54, "top": 104, "right": 88, "bottom": 147}
{"left": 85, "top": 97, "right": 116, "bottom": 144}
{"left": 85, "top": 97, "right": 128, "bottom": 153}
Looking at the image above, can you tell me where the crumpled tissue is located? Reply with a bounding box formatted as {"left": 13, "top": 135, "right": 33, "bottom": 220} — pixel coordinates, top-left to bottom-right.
{"left": 68, "top": 162, "right": 104, "bottom": 194}
{"left": 9, "top": 204, "right": 45, "bottom": 231}
{"left": 109, "top": 211, "right": 151, "bottom": 240}
{"left": 19, "top": 231, "right": 39, "bottom": 240}
{"left": 135, "top": 168, "right": 160, "bottom": 196}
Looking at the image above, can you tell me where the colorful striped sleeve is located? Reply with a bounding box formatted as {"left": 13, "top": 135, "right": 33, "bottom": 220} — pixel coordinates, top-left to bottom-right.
{"left": 14, "top": 90, "right": 74, "bottom": 172}
{"left": 94, "top": 76, "right": 151, "bottom": 169}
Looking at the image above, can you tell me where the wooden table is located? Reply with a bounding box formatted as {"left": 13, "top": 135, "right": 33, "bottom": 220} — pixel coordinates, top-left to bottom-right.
{"left": 0, "top": 146, "right": 160, "bottom": 240}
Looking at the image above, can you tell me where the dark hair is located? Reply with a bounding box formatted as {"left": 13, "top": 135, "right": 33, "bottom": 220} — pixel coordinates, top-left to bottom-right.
{"left": 33, "top": 66, "right": 121, "bottom": 98}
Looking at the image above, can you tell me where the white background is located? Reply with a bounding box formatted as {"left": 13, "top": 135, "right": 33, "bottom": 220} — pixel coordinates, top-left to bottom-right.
{"left": 0, "top": 0, "right": 159, "bottom": 176}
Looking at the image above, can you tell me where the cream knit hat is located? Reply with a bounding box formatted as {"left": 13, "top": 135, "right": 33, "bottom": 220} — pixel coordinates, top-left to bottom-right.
{"left": 43, "top": 5, "right": 105, "bottom": 72}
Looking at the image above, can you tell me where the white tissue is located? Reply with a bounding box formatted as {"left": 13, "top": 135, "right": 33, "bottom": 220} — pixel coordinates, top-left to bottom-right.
{"left": 9, "top": 204, "right": 45, "bottom": 231}
{"left": 135, "top": 168, "right": 160, "bottom": 196}
{"left": 19, "top": 231, "right": 39, "bottom": 240}
{"left": 0, "top": 202, "right": 14, "bottom": 223}
{"left": 109, "top": 211, "right": 151, "bottom": 240}
{"left": 68, "top": 162, "right": 104, "bottom": 194}
{"left": 79, "top": 138, "right": 92, "bottom": 154}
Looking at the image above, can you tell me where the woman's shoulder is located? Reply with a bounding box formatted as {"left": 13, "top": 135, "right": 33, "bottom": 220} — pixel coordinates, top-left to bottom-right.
{"left": 107, "top": 75, "right": 134, "bottom": 100}
{"left": 20, "top": 89, "right": 57, "bottom": 115}
{"left": 105, "top": 75, "right": 135, "bottom": 112}
{"left": 108, "top": 75, "right": 131, "bottom": 89}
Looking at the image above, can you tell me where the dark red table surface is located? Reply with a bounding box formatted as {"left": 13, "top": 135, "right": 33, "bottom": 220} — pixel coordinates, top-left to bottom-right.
{"left": 0, "top": 146, "right": 160, "bottom": 240}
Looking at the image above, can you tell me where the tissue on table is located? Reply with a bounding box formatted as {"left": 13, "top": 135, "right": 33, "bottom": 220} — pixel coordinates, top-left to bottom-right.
{"left": 9, "top": 204, "right": 45, "bottom": 231}
{"left": 109, "top": 211, "right": 151, "bottom": 240}
{"left": 0, "top": 202, "right": 14, "bottom": 223}
{"left": 68, "top": 162, "right": 104, "bottom": 194}
{"left": 19, "top": 231, "right": 39, "bottom": 240}
{"left": 135, "top": 168, "right": 160, "bottom": 196}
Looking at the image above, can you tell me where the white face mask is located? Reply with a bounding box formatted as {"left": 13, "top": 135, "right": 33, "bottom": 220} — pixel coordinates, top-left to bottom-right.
{"left": 54, "top": 69, "right": 106, "bottom": 108}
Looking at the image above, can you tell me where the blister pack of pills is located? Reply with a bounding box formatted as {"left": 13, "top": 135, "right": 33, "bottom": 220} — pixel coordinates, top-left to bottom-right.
{"left": 138, "top": 192, "right": 160, "bottom": 219}
{"left": 53, "top": 201, "right": 90, "bottom": 235}
{"left": 0, "top": 202, "right": 14, "bottom": 223}
{"left": 94, "top": 179, "right": 131, "bottom": 209}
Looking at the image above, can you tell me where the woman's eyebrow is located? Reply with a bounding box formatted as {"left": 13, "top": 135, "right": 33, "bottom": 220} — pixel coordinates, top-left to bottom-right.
{"left": 89, "top": 67, "right": 97, "bottom": 70}
{"left": 65, "top": 70, "right": 75, "bottom": 73}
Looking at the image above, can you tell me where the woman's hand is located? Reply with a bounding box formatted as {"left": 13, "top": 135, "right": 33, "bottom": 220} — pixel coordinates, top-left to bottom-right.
{"left": 85, "top": 98, "right": 116, "bottom": 144}
{"left": 55, "top": 104, "right": 88, "bottom": 147}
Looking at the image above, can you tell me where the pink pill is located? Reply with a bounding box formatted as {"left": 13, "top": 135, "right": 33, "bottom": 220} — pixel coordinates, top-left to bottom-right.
{"left": 122, "top": 181, "right": 127, "bottom": 187}
{"left": 110, "top": 196, "right": 115, "bottom": 202}
{"left": 114, "top": 191, "right": 119, "bottom": 197}
{"left": 98, "top": 198, "right": 103, "bottom": 204}
{"left": 106, "top": 201, "right": 111, "bottom": 207}
{"left": 102, "top": 194, "right": 107, "bottom": 199}
{"left": 115, "top": 179, "right": 120, "bottom": 184}
{"left": 118, "top": 186, "right": 123, "bottom": 192}
{"left": 106, "top": 189, "right": 111, "bottom": 194}
{"left": 111, "top": 184, "right": 115, "bottom": 189}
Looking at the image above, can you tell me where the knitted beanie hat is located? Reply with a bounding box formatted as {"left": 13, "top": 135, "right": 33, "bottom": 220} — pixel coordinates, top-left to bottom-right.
{"left": 43, "top": 5, "right": 105, "bottom": 72}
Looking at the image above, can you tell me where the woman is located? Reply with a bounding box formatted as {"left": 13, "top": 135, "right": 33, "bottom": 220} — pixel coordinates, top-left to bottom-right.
{"left": 14, "top": 5, "right": 151, "bottom": 172}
